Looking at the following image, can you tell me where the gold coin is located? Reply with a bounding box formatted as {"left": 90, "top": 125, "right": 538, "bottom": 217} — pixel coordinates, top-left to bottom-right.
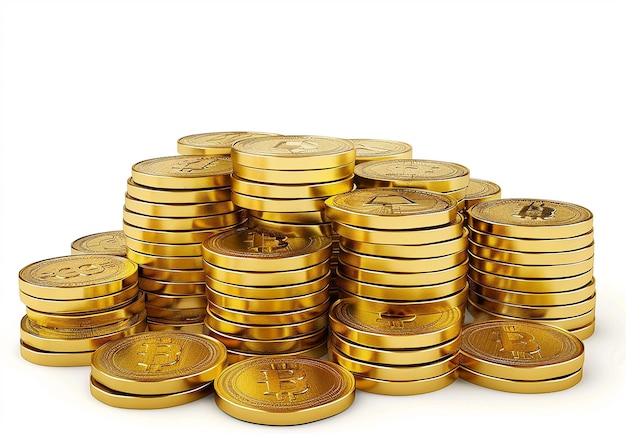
{"left": 203, "top": 259, "right": 330, "bottom": 287}
{"left": 206, "top": 286, "right": 330, "bottom": 314}
{"left": 126, "top": 178, "right": 232, "bottom": 203}
{"left": 469, "top": 251, "right": 594, "bottom": 279}
{"left": 124, "top": 193, "right": 237, "bottom": 217}
{"left": 354, "top": 159, "right": 470, "bottom": 192}
{"left": 20, "top": 283, "right": 140, "bottom": 314}
{"left": 213, "top": 356, "right": 356, "bottom": 426}
{"left": 329, "top": 298, "right": 463, "bottom": 349}
{"left": 138, "top": 265, "right": 205, "bottom": 282}
{"left": 337, "top": 257, "right": 468, "bottom": 287}
{"left": 467, "top": 265, "right": 594, "bottom": 293}
{"left": 131, "top": 155, "right": 233, "bottom": 189}
{"left": 468, "top": 276, "right": 596, "bottom": 306}
{"left": 226, "top": 341, "right": 328, "bottom": 364}
{"left": 205, "top": 271, "right": 330, "bottom": 299}
{"left": 248, "top": 209, "right": 330, "bottom": 224}
{"left": 20, "top": 310, "right": 147, "bottom": 353}
{"left": 339, "top": 245, "right": 467, "bottom": 273}
{"left": 145, "top": 305, "right": 206, "bottom": 322}
{"left": 467, "top": 199, "right": 593, "bottom": 239}
{"left": 123, "top": 221, "right": 240, "bottom": 245}
{"left": 459, "top": 320, "right": 584, "bottom": 381}
{"left": 125, "top": 236, "right": 203, "bottom": 257}
{"left": 202, "top": 226, "right": 332, "bottom": 272}
{"left": 331, "top": 214, "right": 464, "bottom": 244}
{"left": 468, "top": 227, "right": 594, "bottom": 253}
{"left": 569, "top": 321, "right": 596, "bottom": 341}
{"left": 340, "top": 228, "right": 468, "bottom": 258}
{"left": 146, "top": 319, "right": 205, "bottom": 333}
{"left": 350, "top": 138, "right": 413, "bottom": 163}
{"left": 205, "top": 324, "right": 329, "bottom": 354}
{"left": 122, "top": 207, "right": 246, "bottom": 231}
{"left": 233, "top": 162, "right": 355, "bottom": 185}
{"left": 127, "top": 248, "right": 203, "bottom": 270}
{"left": 19, "top": 254, "right": 138, "bottom": 300}
{"left": 231, "top": 174, "right": 355, "bottom": 199}
{"left": 70, "top": 231, "right": 126, "bottom": 256}
{"left": 468, "top": 290, "right": 596, "bottom": 320}
{"left": 325, "top": 188, "right": 458, "bottom": 230}
{"left": 20, "top": 340, "right": 94, "bottom": 367}
{"left": 145, "top": 293, "right": 207, "bottom": 310}
{"left": 138, "top": 277, "right": 205, "bottom": 295}
{"left": 231, "top": 190, "right": 327, "bottom": 213}
{"left": 90, "top": 377, "right": 213, "bottom": 409}
{"left": 468, "top": 239, "right": 595, "bottom": 266}
{"left": 247, "top": 216, "right": 333, "bottom": 237}
{"left": 208, "top": 299, "right": 330, "bottom": 326}
{"left": 91, "top": 330, "right": 228, "bottom": 395}
{"left": 327, "top": 342, "right": 458, "bottom": 381}
{"left": 459, "top": 366, "right": 582, "bottom": 393}
{"left": 353, "top": 368, "right": 458, "bottom": 395}
{"left": 177, "top": 131, "right": 279, "bottom": 155}
{"left": 329, "top": 331, "right": 461, "bottom": 366}
{"left": 25, "top": 293, "right": 146, "bottom": 329}
{"left": 463, "top": 178, "right": 501, "bottom": 209}
{"left": 231, "top": 135, "right": 356, "bottom": 170}
{"left": 336, "top": 272, "right": 467, "bottom": 301}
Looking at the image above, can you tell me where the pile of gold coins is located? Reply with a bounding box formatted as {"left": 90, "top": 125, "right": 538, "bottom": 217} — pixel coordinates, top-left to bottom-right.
{"left": 202, "top": 226, "right": 333, "bottom": 362}
{"left": 122, "top": 155, "right": 247, "bottom": 332}
{"left": 466, "top": 198, "right": 596, "bottom": 340}
{"left": 19, "top": 254, "right": 146, "bottom": 366}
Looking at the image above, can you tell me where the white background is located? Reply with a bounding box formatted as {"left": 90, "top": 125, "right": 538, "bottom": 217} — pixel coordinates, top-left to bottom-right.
{"left": 2, "top": 0, "right": 625, "bottom": 433}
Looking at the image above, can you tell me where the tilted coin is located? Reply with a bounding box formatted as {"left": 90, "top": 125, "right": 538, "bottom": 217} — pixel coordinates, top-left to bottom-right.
{"left": 350, "top": 138, "right": 413, "bottom": 163}
{"left": 70, "top": 231, "right": 126, "bottom": 256}
{"left": 177, "top": 131, "right": 279, "bottom": 155}
{"left": 463, "top": 178, "right": 501, "bottom": 209}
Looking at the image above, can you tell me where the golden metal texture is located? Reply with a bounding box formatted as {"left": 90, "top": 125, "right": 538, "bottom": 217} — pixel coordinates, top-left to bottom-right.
{"left": 70, "top": 231, "right": 126, "bottom": 256}
{"left": 138, "top": 277, "right": 205, "bottom": 295}
{"left": 350, "top": 138, "right": 413, "bottom": 163}
{"left": 233, "top": 162, "right": 354, "bottom": 185}
{"left": 467, "top": 265, "right": 594, "bottom": 293}
{"left": 177, "top": 131, "right": 279, "bottom": 155}
{"left": 125, "top": 236, "right": 203, "bottom": 257}
{"left": 205, "top": 271, "right": 330, "bottom": 299}
{"left": 207, "top": 299, "right": 330, "bottom": 326}
{"left": 468, "top": 226, "right": 594, "bottom": 253}
{"left": 469, "top": 251, "right": 594, "bottom": 279}
{"left": 20, "top": 340, "right": 94, "bottom": 367}
{"left": 230, "top": 174, "right": 355, "bottom": 199}
{"left": 138, "top": 265, "right": 205, "bottom": 282}
{"left": 131, "top": 155, "right": 233, "bottom": 189}
{"left": 127, "top": 248, "right": 203, "bottom": 270}
{"left": 126, "top": 178, "right": 232, "bottom": 203}
{"left": 353, "top": 368, "right": 458, "bottom": 395}
{"left": 122, "top": 207, "right": 246, "bottom": 231}
{"left": 203, "top": 259, "right": 330, "bottom": 287}
{"left": 463, "top": 178, "right": 501, "bottom": 209}
{"left": 124, "top": 194, "right": 237, "bottom": 217}
{"left": 468, "top": 239, "right": 595, "bottom": 266}
{"left": 231, "top": 190, "right": 327, "bottom": 213}
{"left": 458, "top": 366, "right": 582, "bottom": 393}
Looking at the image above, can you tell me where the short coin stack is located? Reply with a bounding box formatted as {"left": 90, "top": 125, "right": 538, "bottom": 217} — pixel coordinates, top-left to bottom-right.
{"left": 466, "top": 199, "right": 596, "bottom": 340}
{"left": 353, "top": 158, "right": 471, "bottom": 213}
{"left": 202, "top": 226, "right": 333, "bottom": 362}
{"left": 458, "top": 320, "right": 585, "bottom": 393}
{"left": 177, "top": 131, "right": 279, "bottom": 156}
{"left": 70, "top": 230, "right": 127, "bottom": 257}
{"left": 324, "top": 187, "right": 470, "bottom": 394}
{"left": 123, "top": 155, "right": 247, "bottom": 332}
{"left": 350, "top": 138, "right": 413, "bottom": 165}
{"left": 90, "top": 330, "right": 228, "bottom": 409}
{"left": 230, "top": 135, "right": 357, "bottom": 301}
{"left": 19, "top": 254, "right": 146, "bottom": 366}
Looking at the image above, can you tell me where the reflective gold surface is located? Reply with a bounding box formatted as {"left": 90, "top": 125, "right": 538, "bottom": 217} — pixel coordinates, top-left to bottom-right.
{"left": 131, "top": 155, "right": 233, "bottom": 189}
{"left": 177, "top": 131, "right": 279, "bottom": 155}
{"left": 70, "top": 231, "right": 126, "bottom": 256}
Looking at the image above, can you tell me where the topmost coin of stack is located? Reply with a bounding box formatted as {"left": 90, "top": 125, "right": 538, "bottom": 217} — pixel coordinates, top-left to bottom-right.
{"left": 177, "top": 132, "right": 280, "bottom": 156}
{"left": 349, "top": 138, "right": 413, "bottom": 165}
{"left": 465, "top": 198, "right": 596, "bottom": 340}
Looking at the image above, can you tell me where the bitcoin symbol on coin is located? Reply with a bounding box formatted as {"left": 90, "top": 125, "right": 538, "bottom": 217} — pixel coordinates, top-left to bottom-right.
{"left": 244, "top": 231, "right": 289, "bottom": 253}
{"left": 171, "top": 157, "right": 217, "bottom": 172}
{"left": 496, "top": 326, "right": 541, "bottom": 360}
{"left": 376, "top": 312, "right": 417, "bottom": 329}
{"left": 512, "top": 201, "right": 556, "bottom": 220}
{"left": 136, "top": 338, "right": 182, "bottom": 372}
{"left": 258, "top": 362, "right": 309, "bottom": 401}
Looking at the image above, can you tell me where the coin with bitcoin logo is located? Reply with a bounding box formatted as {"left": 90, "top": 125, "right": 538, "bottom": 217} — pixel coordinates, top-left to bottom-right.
{"left": 70, "top": 231, "right": 127, "bottom": 256}
{"left": 131, "top": 155, "right": 233, "bottom": 189}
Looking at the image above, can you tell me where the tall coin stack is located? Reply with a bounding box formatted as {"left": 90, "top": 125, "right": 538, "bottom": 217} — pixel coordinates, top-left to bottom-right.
{"left": 229, "top": 135, "right": 357, "bottom": 302}
{"left": 202, "top": 226, "right": 333, "bottom": 362}
{"left": 122, "top": 155, "right": 247, "bottom": 333}
{"left": 466, "top": 198, "right": 596, "bottom": 340}
{"left": 19, "top": 254, "right": 146, "bottom": 366}
{"left": 324, "top": 187, "right": 469, "bottom": 394}
{"left": 177, "top": 131, "right": 279, "bottom": 156}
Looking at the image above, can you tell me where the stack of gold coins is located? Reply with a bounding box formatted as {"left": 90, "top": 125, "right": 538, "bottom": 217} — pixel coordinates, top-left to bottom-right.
{"left": 18, "top": 254, "right": 146, "bottom": 367}
{"left": 349, "top": 138, "right": 413, "bottom": 165}
{"left": 327, "top": 297, "right": 462, "bottom": 395}
{"left": 460, "top": 178, "right": 501, "bottom": 223}
{"left": 177, "top": 131, "right": 279, "bottom": 156}
{"left": 230, "top": 135, "right": 356, "bottom": 302}
{"left": 214, "top": 355, "right": 356, "bottom": 425}
{"left": 458, "top": 320, "right": 585, "bottom": 393}
{"left": 90, "top": 330, "right": 228, "bottom": 409}
{"left": 202, "top": 226, "right": 333, "bottom": 362}
{"left": 353, "top": 159, "right": 470, "bottom": 213}
{"left": 70, "top": 230, "right": 127, "bottom": 257}
{"left": 466, "top": 199, "right": 596, "bottom": 340}
{"left": 123, "top": 155, "right": 247, "bottom": 332}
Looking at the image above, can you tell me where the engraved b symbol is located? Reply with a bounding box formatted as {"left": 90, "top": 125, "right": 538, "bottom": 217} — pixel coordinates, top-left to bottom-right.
{"left": 497, "top": 327, "right": 541, "bottom": 360}
{"left": 137, "top": 340, "right": 182, "bottom": 372}
{"left": 258, "top": 363, "right": 309, "bottom": 401}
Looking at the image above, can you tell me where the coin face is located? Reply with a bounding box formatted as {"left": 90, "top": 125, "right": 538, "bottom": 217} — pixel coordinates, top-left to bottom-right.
{"left": 91, "top": 331, "right": 228, "bottom": 395}
{"left": 467, "top": 198, "right": 593, "bottom": 238}
{"left": 177, "top": 131, "right": 278, "bottom": 155}
{"left": 71, "top": 231, "right": 126, "bottom": 256}
{"left": 214, "top": 356, "right": 356, "bottom": 425}
{"left": 460, "top": 320, "right": 584, "bottom": 380}
{"left": 464, "top": 178, "right": 501, "bottom": 201}
{"left": 350, "top": 138, "right": 413, "bottom": 161}
{"left": 131, "top": 155, "right": 233, "bottom": 189}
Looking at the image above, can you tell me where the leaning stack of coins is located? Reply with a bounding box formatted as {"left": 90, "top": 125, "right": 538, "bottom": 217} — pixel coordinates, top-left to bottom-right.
{"left": 459, "top": 178, "right": 501, "bottom": 223}
{"left": 350, "top": 138, "right": 413, "bottom": 165}
{"left": 230, "top": 135, "right": 357, "bottom": 302}
{"left": 202, "top": 226, "right": 333, "bottom": 362}
{"left": 324, "top": 188, "right": 469, "bottom": 394}
{"left": 353, "top": 159, "right": 471, "bottom": 214}
{"left": 327, "top": 297, "right": 462, "bottom": 395}
{"left": 123, "top": 155, "right": 247, "bottom": 332}
{"left": 18, "top": 254, "right": 146, "bottom": 367}
{"left": 177, "top": 131, "right": 279, "bottom": 156}
{"left": 90, "top": 331, "right": 228, "bottom": 409}
{"left": 458, "top": 320, "right": 585, "bottom": 393}
{"left": 70, "top": 230, "right": 127, "bottom": 257}
{"left": 466, "top": 199, "right": 596, "bottom": 340}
